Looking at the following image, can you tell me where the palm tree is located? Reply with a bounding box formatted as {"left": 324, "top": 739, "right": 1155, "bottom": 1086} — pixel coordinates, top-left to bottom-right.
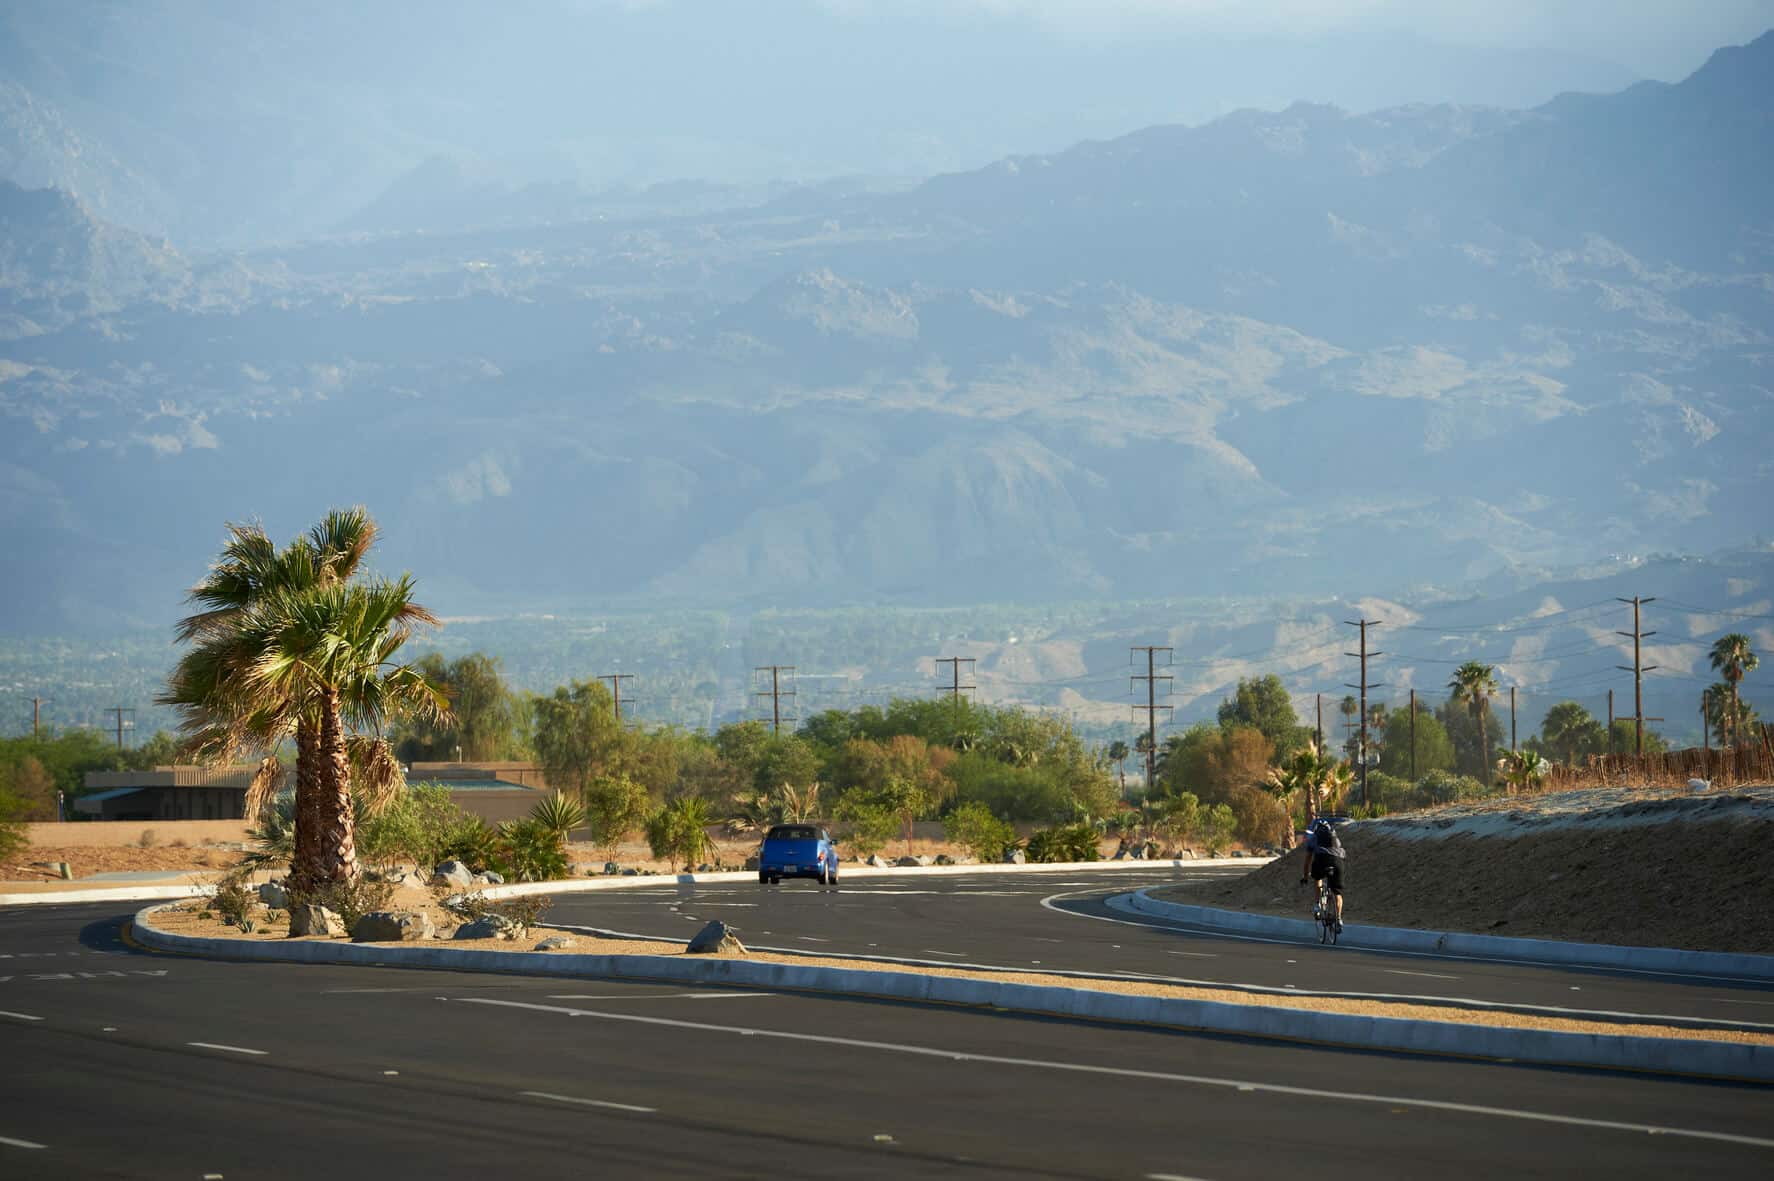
{"left": 1709, "top": 634, "right": 1760, "bottom": 748}
{"left": 1540, "top": 701, "right": 1599, "bottom": 766}
{"left": 163, "top": 513, "right": 445, "bottom": 891}
{"left": 1497, "top": 748, "right": 1549, "bottom": 795}
{"left": 1106, "top": 740, "right": 1130, "bottom": 799}
{"left": 1448, "top": 662, "right": 1499, "bottom": 779}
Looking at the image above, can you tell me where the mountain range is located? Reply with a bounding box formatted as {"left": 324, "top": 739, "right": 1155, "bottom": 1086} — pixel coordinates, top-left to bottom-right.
{"left": 1, "top": 31, "right": 1771, "bottom": 635}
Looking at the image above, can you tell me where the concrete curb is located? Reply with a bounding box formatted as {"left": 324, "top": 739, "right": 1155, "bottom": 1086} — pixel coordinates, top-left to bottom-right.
{"left": 0, "top": 856, "right": 1257, "bottom": 908}
{"left": 1117, "top": 890, "right": 1774, "bottom": 982}
{"left": 0, "top": 883, "right": 217, "bottom": 907}
{"left": 131, "top": 902, "right": 1774, "bottom": 1083}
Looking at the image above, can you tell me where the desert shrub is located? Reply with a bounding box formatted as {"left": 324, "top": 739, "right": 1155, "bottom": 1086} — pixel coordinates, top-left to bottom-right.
{"left": 833, "top": 798, "right": 896, "bottom": 857}
{"left": 529, "top": 791, "right": 588, "bottom": 842}
{"left": 1200, "top": 804, "right": 1238, "bottom": 857}
{"left": 1149, "top": 792, "right": 1202, "bottom": 849}
{"left": 290, "top": 877, "right": 394, "bottom": 932}
{"left": 442, "top": 890, "right": 553, "bottom": 936}
{"left": 436, "top": 815, "right": 502, "bottom": 872}
{"left": 0, "top": 787, "right": 27, "bottom": 868}
{"left": 583, "top": 773, "right": 652, "bottom": 854}
{"left": 1362, "top": 772, "right": 1412, "bottom": 813}
{"left": 1414, "top": 770, "right": 1488, "bottom": 807}
{"left": 212, "top": 873, "right": 256, "bottom": 926}
{"left": 643, "top": 797, "right": 715, "bottom": 871}
{"left": 492, "top": 818, "right": 569, "bottom": 882}
{"left": 1221, "top": 783, "right": 1291, "bottom": 849}
{"left": 1025, "top": 823, "right": 1100, "bottom": 864}
{"left": 137, "top": 829, "right": 158, "bottom": 849}
{"left": 942, "top": 801, "right": 1017, "bottom": 862}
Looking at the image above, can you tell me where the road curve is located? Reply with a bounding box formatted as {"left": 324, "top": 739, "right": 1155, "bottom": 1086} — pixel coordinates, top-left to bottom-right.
{"left": 541, "top": 866, "right": 1774, "bottom": 1027}
{"left": 3, "top": 896, "right": 1771, "bottom": 1180}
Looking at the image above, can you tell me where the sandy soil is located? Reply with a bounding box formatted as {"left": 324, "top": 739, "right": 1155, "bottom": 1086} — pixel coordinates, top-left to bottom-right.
{"left": 1158, "top": 784, "right": 1774, "bottom": 954}
{"left": 142, "top": 888, "right": 1772, "bottom": 1048}
{"left": 7, "top": 844, "right": 247, "bottom": 879}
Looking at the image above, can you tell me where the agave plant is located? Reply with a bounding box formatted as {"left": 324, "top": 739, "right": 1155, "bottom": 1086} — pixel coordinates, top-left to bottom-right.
{"left": 1497, "top": 748, "right": 1550, "bottom": 795}
{"left": 529, "top": 790, "right": 588, "bottom": 841}
{"left": 778, "top": 781, "right": 821, "bottom": 823}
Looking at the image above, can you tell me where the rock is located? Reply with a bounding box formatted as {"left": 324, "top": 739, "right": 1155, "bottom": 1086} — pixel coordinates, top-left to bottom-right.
{"left": 895, "top": 856, "right": 921, "bottom": 867}
{"left": 866, "top": 854, "right": 893, "bottom": 868}
{"left": 934, "top": 854, "right": 955, "bottom": 866}
{"left": 431, "top": 860, "right": 474, "bottom": 889}
{"left": 953, "top": 855, "right": 978, "bottom": 866}
{"left": 1003, "top": 849, "right": 1027, "bottom": 864}
{"left": 480, "top": 870, "right": 505, "bottom": 885}
{"left": 1231, "top": 850, "right": 1247, "bottom": 858}
{"left": 744, "top": 855, "right": 760, "bottom": 871}
{"left": 621, "top": 868, "right": 641, "bottom": 876}
{"left": 694, "top": 863, "right": 714, "bottom": 874}
{"left": 257, "top": 881, "right": 289, "bottom": 908}
{"left": 454, "top": 915, "right": 522, "bottom": 941}
{"left": 351, "top": 911, "right": 436, "bottom": 943}
{"left": 1111, "top": 849, "right": 1129, "bottom": 861}
{"left": 604, "top": 861, "right": 621, "bottom": 875}
{"left": 685, "top": 920, "right": 746, "bottom": 955}
{"left": 1689, "top": 778, "right": 1712, "bottom": 792}
{"left": 288, "top": 903, "right": 345, "bottom": 938}
{"left": 534, "top": 936, "right": 575, "bottom": 951}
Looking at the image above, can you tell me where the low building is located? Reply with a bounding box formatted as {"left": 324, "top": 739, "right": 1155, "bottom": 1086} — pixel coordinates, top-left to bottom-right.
{"left": 77, "top": 766, "right": 255, "bottom": 821}
{"left": 406, "top": 762, "right": 553, "bottom": 825}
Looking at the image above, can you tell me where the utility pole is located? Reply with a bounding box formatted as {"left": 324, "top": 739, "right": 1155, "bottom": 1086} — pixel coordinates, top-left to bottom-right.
{"left": 598, "top": 674, "right": 636, "bottom": 724}
{"left": 1315, "top": 693, "right": 1324, "bottom": 755}
{"left": 107, "top": 706, "right": 135, "bottom": 750}
{"left": 1607, "top": 690, "right": 1615, "bottom": 754}
{"left": 1510, "top": 686, "right": 1518, "bottom": 752}
{"left": 1615, "top": 597, "right": 1661, "bottom": 757}
{"left": 753, "top": 666, "right": 796, "bottom": 735}
{"left": 31, "top": 696, "right": 48, "bottom": 739}
{"left": 1129, "top": 647, "right": 1174, "bottom": 790}
{"left": 934, "top": 657, "right": 976, "bottom": 705}
{"left": 1344, "top": 619, "right": 1382, "bottom": 808}
{"left": 1702, "top": 688, "right": 1711, "bottom": 751}
{"left": 1409, "top": 688, "right": 1417, "bottom": 780}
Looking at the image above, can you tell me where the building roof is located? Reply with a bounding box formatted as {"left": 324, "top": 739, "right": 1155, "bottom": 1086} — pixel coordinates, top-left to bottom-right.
{"left": 418, "top": 778, "right": 542, "bottom": 792}
{"left": 73, "top": 787, "right": 146, "bottom": 813}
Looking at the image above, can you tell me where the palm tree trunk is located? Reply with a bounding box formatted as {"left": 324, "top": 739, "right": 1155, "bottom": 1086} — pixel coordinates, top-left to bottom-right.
{"left": 1475, "top": 709, "right": 1488, "bottom": 783}
{"left": 289, "top": 716, "right": 324, "bottom": 893}
{"left": 315, "top": 688, "right": 361, "bottom": 884}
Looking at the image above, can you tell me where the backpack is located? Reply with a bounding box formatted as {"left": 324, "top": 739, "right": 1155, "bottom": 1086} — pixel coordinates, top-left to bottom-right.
{"left": 1311, "top": 820, "right": 1340, "bottom": 855}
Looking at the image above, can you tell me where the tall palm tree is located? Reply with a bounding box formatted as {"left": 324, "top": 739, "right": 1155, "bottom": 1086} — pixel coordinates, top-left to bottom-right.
{"left": 163, "top": 511, "right": 444, "bottom": 890}
{"left": 1448, "top": 662, "right": 1499, "bottom": 779}
{"left": 1106, "top": 740, "right": 1130, "bottom": 799}
{"left": 1709, "top": 634, "right": 1759, "bottom": 748}
{"left": 1540, "top": 701, "right": 1599, "bottom": 766}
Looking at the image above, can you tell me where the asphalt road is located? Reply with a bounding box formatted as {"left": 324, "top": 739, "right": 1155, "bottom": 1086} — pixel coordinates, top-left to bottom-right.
{"left": 540, "top": 866, "right": 1774, "bottom": 1029}
{"left": 3, "top": 898, "right": 1771, "bottom": 1179}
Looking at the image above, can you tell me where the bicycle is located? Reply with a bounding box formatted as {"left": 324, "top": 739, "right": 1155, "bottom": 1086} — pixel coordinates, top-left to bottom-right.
{"left": 1312, "top": 879, "right": 1340, "bottom": 945}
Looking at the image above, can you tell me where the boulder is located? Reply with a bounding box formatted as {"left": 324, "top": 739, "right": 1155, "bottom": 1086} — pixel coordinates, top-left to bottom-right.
{"left": 454, "top": 915, "right": 522, "bottom": 941}
{"left": 351, "top": 911, "right": 436, "bottom": 943}
{"left": 257, "top": 881, "right": 289, "bottom": 908}
{"left": 685, "top": 920, "right": 746, "bottom": 955}
{"left": 480, "top": 870, "right": 505, "bottom": 885}
{"left": 1231, "top": 850, "right": 1247, "bottom": 858}
{"left": 1003, "top": 848, "right": 1027, "bottom": 864}
{"left": 534, "top": 936, "right": 575, "bottom": 951}
{"left": 743, "top": 855, "right": 760, "bottom": 871}
{"left": 895, "top": 856, "right": 920, "bottom": 867}
{"left": 431, "top": 860, "right": 474, "bottom": 889}
{"left": 1111, "top": 849, "right": 1129, "bottom": 861}
{"left": 621, "top": 868, "right": 641, "bottom": 876}
{"left": 866, "top": 854, "right": 894, "bottom": 868}
{"left": 604, "top": 861, "right": 621, "bottom": 875}
{"left": 953, "top": 855, "right": 978, "bottom": 866}
{"left": 694, "top": 863, "right": 714, "bottom": 874}
{"left": 933, "top": 854, "right": 955, "bottom": 866}
{"left": 288, "top": 903, "right": 345, "bottom": 938}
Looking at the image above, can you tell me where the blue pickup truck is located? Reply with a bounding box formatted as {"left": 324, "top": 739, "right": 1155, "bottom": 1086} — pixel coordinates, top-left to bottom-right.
{"left": 758, "top": 824, "right": 839, "bottom": 886}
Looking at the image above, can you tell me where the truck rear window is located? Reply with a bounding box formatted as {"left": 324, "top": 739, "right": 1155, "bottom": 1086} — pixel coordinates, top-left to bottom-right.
{"left": 765, "top": 825, "right": 819, "bottom": 841}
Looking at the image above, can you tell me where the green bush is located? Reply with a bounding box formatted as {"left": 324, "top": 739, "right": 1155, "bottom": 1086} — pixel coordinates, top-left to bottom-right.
{"left": 492, "top": 818, "right": 569, "bottom": 882}
{"left": 644, "top": 797, "right": 715, "bottom": 871}
{"left": 443, "top": 890, "right": 554, "bottom": 936}
{"left": 436, "top": 815, "right": 502, "bottom": 872}
{"left": 0, "top": 786, "right": 28, "bottom": 868}
{"left": 1414, "top": 770, "right": 1489, "bottom": 806}
{"left": 1200, "top": 804, "right": 1237, "bottom": 857}
{"left": 942, "top": 801, "right": 1017, "bottom": 862}
{"left": 1024, "top": 823, "right": 1100, "bottom": 864}
{"left": 834, "top": 798, "right": 896, "bottom": 857}
{"left": 212, "top": 873, "right": 256, "bottom": 926}
{"left": 1362, "top": 772, "right": 1412, "bottom": 812}
{"left": 947, "top": 753, "right": 1073, "bottom": 822}
{"left": 584, "top": 773, "right": 653, "bottom": 854}
{"left": 529, "top": 791, "right": 588, "bottom": 841}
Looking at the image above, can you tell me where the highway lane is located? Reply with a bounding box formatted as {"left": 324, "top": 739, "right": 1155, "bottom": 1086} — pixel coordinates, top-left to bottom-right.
{"left": 2, "top": 902, "right": 1772, "bottom": 1180}
{"left": 541, "top": 867, "right": 1774, "bottom": 1027}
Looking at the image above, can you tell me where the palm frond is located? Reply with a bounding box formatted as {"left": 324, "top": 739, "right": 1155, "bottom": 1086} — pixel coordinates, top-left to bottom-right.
{"left": 244, "top": 754, "right": 287, "bottom": 820}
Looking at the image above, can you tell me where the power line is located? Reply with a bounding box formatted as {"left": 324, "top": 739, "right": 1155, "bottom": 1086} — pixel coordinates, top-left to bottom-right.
{"left": 752, "top": 666, "right": 796, "bottom": 734}
{"left": 1129, "top": 646, "right": 1173, "bottom": 789}
{"left": 1344, "top": 619, "right": 1382, "bottom": 807}
{"left": 1616, "top": 596, "right": 1662, "bottom": 756}
{"left": 934, "top": 657, "right": 976, "bottom": 705}
{"left": 598, "top": 674, "right": 635, "bottom": 724}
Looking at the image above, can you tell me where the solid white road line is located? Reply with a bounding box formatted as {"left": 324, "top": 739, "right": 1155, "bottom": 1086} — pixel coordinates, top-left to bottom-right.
{"left": 920, "top": 949, "right": 969, "bottom": 957}
{"left": 546, "top": 992, "right": 779, "bottom": 1001}
{"left": 520, "top": 1090, "right": 655, "bottom": 1114}
{"left": 460, "top": 997, "right": 1774, "bottom": 1151}
{"left": 0, "top": 1010, "right": 44, "bottom": 1021}
{"left": 187, "top": 1042, "right": 267, "bottom": 1056}
{"left": 0, "top": 1135, "right": 47, "bottom": 1150}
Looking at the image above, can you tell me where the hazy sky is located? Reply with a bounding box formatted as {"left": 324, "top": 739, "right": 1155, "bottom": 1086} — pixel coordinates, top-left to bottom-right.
{"left": 801, "top": 0, "right": 1774, "bottom": 77}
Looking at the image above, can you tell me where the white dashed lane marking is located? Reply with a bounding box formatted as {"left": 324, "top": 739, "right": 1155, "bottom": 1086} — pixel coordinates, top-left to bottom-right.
{"left": 0, "top": 1010, "right": 43, "bottom": 1021}
{"left": 0, "top": 1135, "right": 47, "bottom": 1150}
{"left": 1384, "top": 970, "right": 1461, "bottom": 981}
{"left": 521, "top": 1090, "right": 655, "bottom": 1114}
{"left": 187, "top": 1042, "right": 267, "bottom": 1056}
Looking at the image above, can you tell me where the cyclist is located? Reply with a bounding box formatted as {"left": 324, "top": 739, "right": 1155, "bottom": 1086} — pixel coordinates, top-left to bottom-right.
{"left": 1299, "top": 816, "right": 1345, "bottom": 932}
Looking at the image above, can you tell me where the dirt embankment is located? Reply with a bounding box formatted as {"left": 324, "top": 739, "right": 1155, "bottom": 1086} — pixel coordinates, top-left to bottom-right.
{"left": 1158, "top": 787, "right": 1774, "bottom": 955}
